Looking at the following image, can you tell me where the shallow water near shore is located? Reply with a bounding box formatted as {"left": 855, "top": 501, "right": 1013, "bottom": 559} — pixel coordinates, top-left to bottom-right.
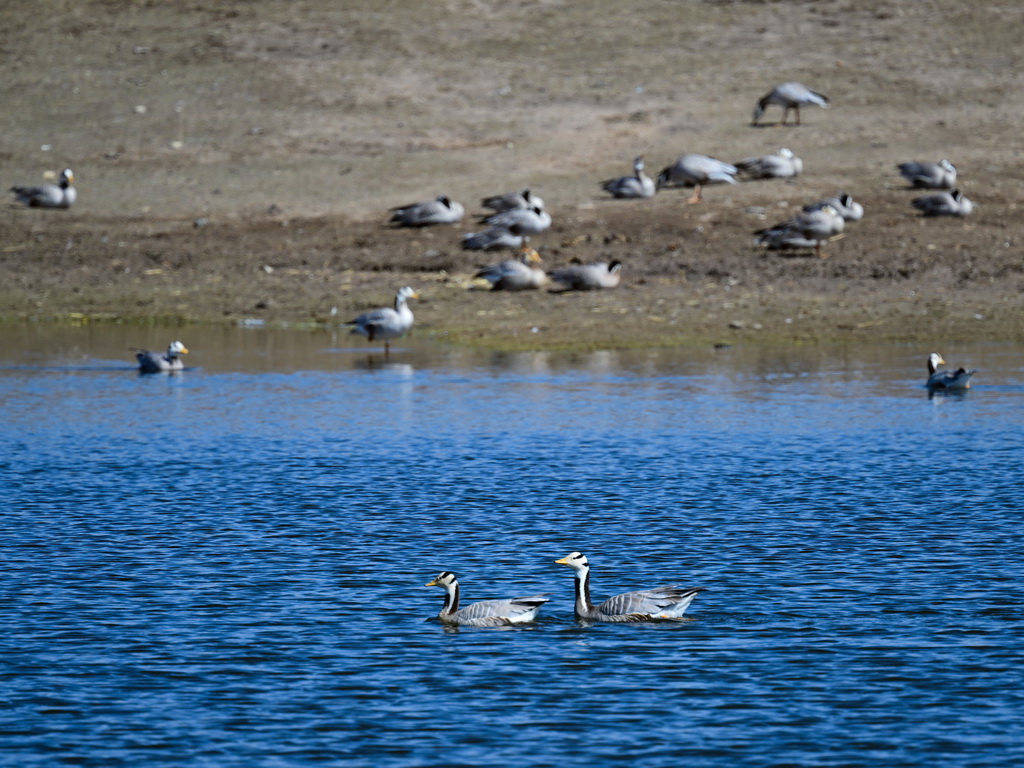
{"left": 3, "top": 324, "right": 1023, "bottom": 767}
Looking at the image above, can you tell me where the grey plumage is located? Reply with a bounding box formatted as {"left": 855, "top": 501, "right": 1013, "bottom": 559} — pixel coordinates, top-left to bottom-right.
{"left": 555, "top": 552, "right": 705, "bottom": 623}
{"left": 898, "top": 159, "right": 956, "bottom": 189}
{"left": 134, "top": 340, "right": 188, "bottom": 373}
{"left": 756, "top": 204, "right": 845, "bottom": 257}
{"left": 11, "top": 168, "right": 76, "bottom": 209}
{"left": 480, "top": 205, "right": 551, "bottom": 235}
{"left": 926, "top": 352, "right": 976, "bottom": 390}
{"left": 481, "top": 188, "right": 545, "bottom": 213}
{"left": 473, "top": 247, "right": 547, "bottom": 291}
{"left": 736, "top": 147, "right": 803, "bottom": 179}
{"left": 600, "top": 156, "right": 656, "bottom": 199}
{"left": 462, "top": 226, "right": 528, "bottom": 251}
{"left": 752, "top": 82, "right": 829, "bottom": 126}
{"left": 345, "top": 286, "right": 419, "bottom": 354}
{"left": 803, "top": 193, "right": 864, "bottom": 222}
{"left": 389, "top": 195, "right": 464, "bottom": 227}
{"left": 425, "top": 571, "right": 550, "bottom": 627}
{"left": 912, "top": 188, "right": 973, "bottom": 217}
{"left": 656, "top": 154, "right": 738, "bottom": 203}
{"left": 550, "top": 260, "right": 622, "bottom": 291}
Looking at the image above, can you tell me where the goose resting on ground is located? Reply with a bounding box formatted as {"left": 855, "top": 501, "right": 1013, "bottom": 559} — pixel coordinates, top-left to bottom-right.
{"left": 656, "top": 154, "right": 738, "bottom": 203}
{"left": 752, "top": 82, "right": 829, "bottom": 126}
{"left": 345, "top": 286, "right": 419, "bottom": 355}
{"left": 134, "top": 341, "right": 188, "bottom": 373}
{"left": 756, "top": 204, "right": 845, "bottom": 258}
{"left": 11, "top": 168, "right": 76, "bottom": 209}
{"left": 462, "top": 225, "right": 529, "bottom": 251}
{"left": 425, "top": 571, "right": 550, "bottom": 627}
{"left": 803, "top": 193, "right": 864, "bottom": 222}
{"left": 480, "top": 204, "right": 552, "bottom": 235}
{"left": 389, "top": 195, "right": 464, "bottom": 227}
{"left": 481, "top": 188, "right": 545, "bottom": 213}
{"left": 912, "top": 189, "right": 974, "bottom": 217}
{"left": 600, "top": 156, "right": 656, "bottom": 199}
{"left": 555, "top": 552, "right": 705, "bottom": 623}
{"left": 898, "top": 159, "right": 957, "bottom": 190}
{"left": 473, "top": 246, "right": 547, "bottom": 291}
{"left": 736, "top": 147, "right": 803, "bottom": 179}
{"left": 926, "top": 353, "right": 976, "bottom": 390}
{"left": 550, "top": 260, "right": 622, "bottom": 291}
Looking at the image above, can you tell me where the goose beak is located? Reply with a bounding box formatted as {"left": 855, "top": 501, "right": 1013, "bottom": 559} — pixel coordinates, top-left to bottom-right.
{"left": 424, "top": 578, "right": 439, "bottom": 587}
{"left": 180, "top": 347, "right": 189, "bottom": 355}
{"left": 554, "top": 556, "right": 570, "bottom": 565}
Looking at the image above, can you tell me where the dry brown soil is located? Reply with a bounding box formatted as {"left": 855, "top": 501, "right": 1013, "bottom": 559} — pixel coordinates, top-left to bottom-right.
{"left": 2, "top": 0, "right": 1022, "bottom": 349}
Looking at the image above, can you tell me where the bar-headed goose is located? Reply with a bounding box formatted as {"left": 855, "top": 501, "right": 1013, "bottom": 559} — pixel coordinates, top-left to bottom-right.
{"left": 473, "top": 246, "right": 547, "bottom": 291}
{"left": 555, "top": 552, "right": 705, "bottom": 623}
{"left": 926, "top": 353, "right": 976, "bottom": 390}
{"left": 345, "top": 286, "right": 419, "bottom": 355}
{"left": 480, "top": 205, "right": 551, "bottom": 235}
{"left": 656, "top": 154, "right": 738, "bottom": 203}
{"left": 752, "top": 82, "right": 829, "bottom": 126}
{"left": 550, "top": 259, "right": 622, "bottom": 291}
{"left": 425, "top": 571, "right": 550, "bottom": 627}
{"left": 803, "top": 193, "right": 864, "bottom": 222}
{"left": 898, "top": 159, "right": 956, "bottom": 190}
{"left": 462, "top": 225, "right": 528, "bottom": 251}
{"left": 11, "top": 168, "right": 76, "bottom": 209}
{"left": 601, "top": 156, "right": 656, "bottom": 199}
{"left": 134, "top": 341, "right": 189, "bottom": 373}
{"left": 481, "top": 188, "right": 545, "bottom": 213}
{"left": 736, "top": 147, "right": 803, "bottom": 179}
{"left": 912, "top": 188, "right": 974, "bottom": 217}
{"left": 389, "top": 195, "right": 464, "bottom": 227}
{"left": 756, "top": 204, "right": 845, "bottom": 258}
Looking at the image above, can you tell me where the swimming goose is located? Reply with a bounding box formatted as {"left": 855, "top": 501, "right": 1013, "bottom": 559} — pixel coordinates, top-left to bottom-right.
{"left": 752, "top": 82, "right": 829, "bottom": 126}
{"left": 481, "top": 188, "right": 545, "bottom": 213}
{"left": 473, "top": 246, "right": 547, "bottom": 291}
{"left": 550, "top": 259, "right": 622, "bottom": 291}
{"left": 425, "top": 571, "right": 550, "bottom": 627}
{"left": 926, "top": 353, "right": 976, "bottom": 390}
{"left": 736, "top": 147, "right": 803, "bottom": 179}
{"left": 134, "top": 341, "right": 188, "bottom": 373}
{"left": 345, "top": 286, "right": 419, "bottom": 355}
{"left": 461, "top": 225, "right": 528, "bottom": 251}
{"left": 657, "top": 154, "right": 738, "bottom": 203}
{"left": 481, "top": 205, "right": 552, "bottom": 235}
{"left": 756, "top": 204, "right": 845, "bottom": 258}
{"left": 555, "top": 552, "right": 705, "bottom": 623}
{"left": 803, "top": 193, "right": 864, "bottom": 222}
{"left": 389, "top": 195, "right": 464, "bottom": 227}
{"left": 11, "top": 168, "right": 76, "bottom": 209}
{"left": 600, "top": 156, "right": 656, "bottom": 199}
{"left": 898, "top": 159, "right": 956, "bottom": 190}
{"left": 912, "top": 188, "right": 974, "bottom": 217}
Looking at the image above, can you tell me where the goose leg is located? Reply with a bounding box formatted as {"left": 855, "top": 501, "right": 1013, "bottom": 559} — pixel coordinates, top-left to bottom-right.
{"left": 686, "top": 184, "right": 703, "bottom": 204}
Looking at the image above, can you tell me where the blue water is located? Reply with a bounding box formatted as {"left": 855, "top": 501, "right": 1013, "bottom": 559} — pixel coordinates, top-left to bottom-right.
{"left": 2, "top": 330, "right": 1023, "bottom": 767}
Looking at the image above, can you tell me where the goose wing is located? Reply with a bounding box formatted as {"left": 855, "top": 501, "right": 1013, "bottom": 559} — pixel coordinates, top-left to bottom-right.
{"left": 597, "top": 586, "right": 704, "bottom": 620}
{"left": 453, "top": 595, "right": 551, "bottom": 626}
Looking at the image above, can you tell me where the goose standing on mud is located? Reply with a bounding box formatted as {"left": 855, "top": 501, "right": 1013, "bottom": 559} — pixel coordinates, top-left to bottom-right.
{"left": 926, "top": 353, "right": 976, "bottom": 390}
{"left": 736, "top": 147, "right": 803, "bottom": 179}
{"left": 425, "top": 571, "right": 550, "bottom": 627}
{"left": 752, "top": 82, "right": 829, "bottom": 126}
{"left": 600, "top": 156, "right": 656, "bottom": 199}
{"left": 11, "top": 168, "right": 76, "bottom": 209}
{"left": 756, "top": 204, "right": 845, "bottom": 258}
{"left": 473, "top": 246, "right": 547, "bottom": 291}
{"left": 134, "top": 341, "right": 189, "bottom": 373}
{"left": 555, "top": 551, "right": 705, "bottom": 623}
{"left": 550, "top": 260, "right": 622, "bottom": 291}
{"left": 389, "top": 195, "right": 464, "bottom": 227}
{"left": 656, "top": 154, "right": 738, "bottom": 203}
{"left": 345, "top": 286, "right": 419, "bottom": 355}
{"left": 912, "top": 189, "right": 974, "bottom": 217}
{"left": 898, "top": 159, "right": 957, "bottom": 189}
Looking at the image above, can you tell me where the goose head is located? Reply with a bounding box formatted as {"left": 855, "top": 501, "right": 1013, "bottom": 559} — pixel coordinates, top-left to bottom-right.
{"left": 396, "top": 286, "right": 420, "bottom": 302}
{"left": 425, "top": 571, "right": 458, "bottom": 589}
{"left": 167, "top": 341, "right": 189, "bottom": 357}
{"left": 60, "top": 169, "right": 75, "bottom": 187}
{"left": 928, "top": 353, "right": 946, "bottom": 375}
{"left": 555, "top": 551, "right": 590, "bottom": 575}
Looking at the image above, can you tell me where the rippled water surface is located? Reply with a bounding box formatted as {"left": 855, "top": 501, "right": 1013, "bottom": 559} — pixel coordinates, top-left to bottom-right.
{"left": 3, "top": 325, "right": 1023, "bottom": 767}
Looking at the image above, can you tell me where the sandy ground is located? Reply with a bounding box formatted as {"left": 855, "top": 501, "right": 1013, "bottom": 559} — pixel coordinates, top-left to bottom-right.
{"left": 1, "top": 0, "right": 1022, "bottom": 349}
